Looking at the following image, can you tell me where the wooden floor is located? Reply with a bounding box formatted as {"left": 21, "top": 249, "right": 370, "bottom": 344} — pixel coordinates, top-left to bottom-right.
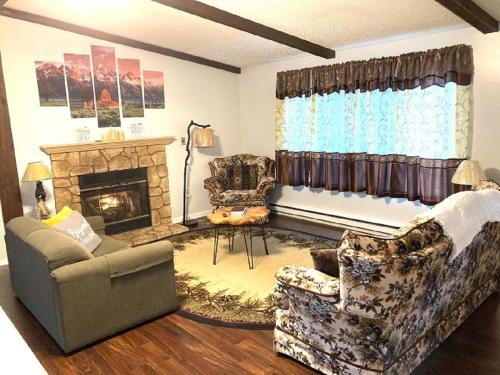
{"left": 1, "top": 214, "right": 499, "bottom": 374}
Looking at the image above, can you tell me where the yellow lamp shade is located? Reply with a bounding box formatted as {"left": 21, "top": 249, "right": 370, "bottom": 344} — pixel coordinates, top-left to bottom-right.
{"left": 451, "top": 160, "right": 485, "bottom": 186}
{"left": 22, "top": 161, "right": 53, "bottom": 182}
{"left": 194, "top": 128, "right": 215, "bottom": 148}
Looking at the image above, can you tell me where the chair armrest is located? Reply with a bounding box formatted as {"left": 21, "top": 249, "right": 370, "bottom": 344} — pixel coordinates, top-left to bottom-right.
{"left": 256, "top": 176, "right": 276, "bottom": 195}
{"left": 86, "top": 215, "right": 105, "bottom": 235}
{"left": 204, "top": 176, "right": 226, "bottom": 194}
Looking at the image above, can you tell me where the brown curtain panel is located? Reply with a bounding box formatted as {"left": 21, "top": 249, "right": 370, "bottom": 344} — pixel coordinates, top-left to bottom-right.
{"left": 276, "top": 44, "right": 473, "bottom": 99}
{"left": 276, "top": 151, "right": 466, "bottom": 205}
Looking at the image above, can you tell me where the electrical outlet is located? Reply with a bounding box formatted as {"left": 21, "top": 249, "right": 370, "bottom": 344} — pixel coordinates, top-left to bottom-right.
{"left": 181, "top": 137, "right": 186, "bottom": 145}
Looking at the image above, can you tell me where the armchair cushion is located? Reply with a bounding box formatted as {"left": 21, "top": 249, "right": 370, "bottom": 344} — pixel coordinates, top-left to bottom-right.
{"left": 226, "top": 164, "right": 258, "bottom": 190}
{"left": 210, "top": 189, "right": 267, "bottom": 207}
{"left": 92, "top": 235, "right": 128, "bottom": 257}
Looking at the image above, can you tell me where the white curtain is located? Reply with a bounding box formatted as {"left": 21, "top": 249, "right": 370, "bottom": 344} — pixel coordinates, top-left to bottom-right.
{"left": 276, "top": 82, "right": 472, "bottom": 159}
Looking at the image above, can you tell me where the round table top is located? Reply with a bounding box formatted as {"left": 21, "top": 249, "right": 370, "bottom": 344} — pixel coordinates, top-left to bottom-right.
{"left": 207, "top": 206, "right": 269, "bottom": 225}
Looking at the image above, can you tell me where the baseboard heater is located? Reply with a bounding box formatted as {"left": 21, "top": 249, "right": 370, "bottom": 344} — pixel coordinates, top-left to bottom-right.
{"left": 269, "top": 203, "right": 399, "bottom": 230}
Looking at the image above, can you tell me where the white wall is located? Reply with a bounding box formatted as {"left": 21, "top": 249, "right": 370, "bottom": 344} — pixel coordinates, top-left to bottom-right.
{"left": 0, "top": 16, "right": 241, "bottom": 224}
{"left": 239, "top": 27, "right": 500, "bottom": 228}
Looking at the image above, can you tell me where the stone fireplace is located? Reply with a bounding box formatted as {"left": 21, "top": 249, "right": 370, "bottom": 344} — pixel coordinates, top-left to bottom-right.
{"left": 40, "top": 137, "right": 187, "bottom": 245}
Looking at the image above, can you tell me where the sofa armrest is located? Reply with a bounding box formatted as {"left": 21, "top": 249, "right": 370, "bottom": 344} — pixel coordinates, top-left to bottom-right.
{"left": 256, "top": 176, "right": 277, "bottom": 195}
{"left": 274, "top": 265, "right": 340, "bottom": 311}
{"left": 204, "top": 176, "right": 226, "bottom": 194}
{"left": 106, "top": 241, "right": 173, "bottom": 278}
{"left": 86, "top": 215, "right": 105, "bottom": 235}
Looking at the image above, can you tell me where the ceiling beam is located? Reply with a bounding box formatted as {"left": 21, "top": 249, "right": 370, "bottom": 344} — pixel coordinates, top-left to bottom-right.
{"left": 435, "top": 0, "right": 499, "bottom": 33}
{"left": 0, "top": 7, "right": 241, "bottom": 74}
{"left": 152, "top": 0, "right": 336, "bottom": 59}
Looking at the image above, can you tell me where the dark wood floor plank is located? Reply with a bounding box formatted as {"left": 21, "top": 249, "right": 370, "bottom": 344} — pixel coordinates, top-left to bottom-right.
{"left": 0, "top": 215, "right": 498, "bottom": 374}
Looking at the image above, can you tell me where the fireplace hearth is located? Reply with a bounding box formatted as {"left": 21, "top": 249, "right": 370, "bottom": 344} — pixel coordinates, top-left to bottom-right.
{"left": 80, "top": 168, "right": 151, "bottom": 234}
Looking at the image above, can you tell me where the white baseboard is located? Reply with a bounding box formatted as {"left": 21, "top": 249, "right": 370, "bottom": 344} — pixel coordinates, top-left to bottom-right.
{"left": 171, "top": 209, "right": 212, "bottom": 225}
{"left": 270, "top": 204, "right": 396, "bottom": 236}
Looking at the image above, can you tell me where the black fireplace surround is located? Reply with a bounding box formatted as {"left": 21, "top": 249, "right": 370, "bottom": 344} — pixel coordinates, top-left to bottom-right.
{"left": 79, "top": 168, "right": 152, "bottom": 234}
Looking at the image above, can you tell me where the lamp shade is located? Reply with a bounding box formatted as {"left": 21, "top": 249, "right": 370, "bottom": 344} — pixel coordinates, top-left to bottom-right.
{"left": 22, "top": 161, "right": 53, "bottom": 182}
{"left": 194, "top": 128, "right": 215, "bottom": 148}
{"left": 451, "top": 160, "right": 485, "bottom": 186}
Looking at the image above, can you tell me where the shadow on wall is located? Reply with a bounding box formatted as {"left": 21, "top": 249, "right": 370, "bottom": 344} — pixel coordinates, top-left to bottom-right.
{"left": 485, "top": 168, "right": 500, "bottom": 182}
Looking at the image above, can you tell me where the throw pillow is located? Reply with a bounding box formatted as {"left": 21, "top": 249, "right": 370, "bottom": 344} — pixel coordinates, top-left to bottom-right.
{"left": 53, "top": 211, "right": 102, "bottom": 252}
{"left": 310, "top": 248, "right": 340, "bottom": 278}
{"left": 42, "top": 206, "right": 73, "bottom": 227}
{"left": 472, "top": 179, "right": 500, "bottom": 191}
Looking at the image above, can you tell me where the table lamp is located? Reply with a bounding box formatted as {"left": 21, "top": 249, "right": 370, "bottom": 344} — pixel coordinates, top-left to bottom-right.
{"left": 183, "top": 120, "right": 215, "bottom": 226}
{"left": 22, "top": 161, "right": 53, "bottom": 219}
{"left": 451, "top": 160, "right": 485, "bottom": 187}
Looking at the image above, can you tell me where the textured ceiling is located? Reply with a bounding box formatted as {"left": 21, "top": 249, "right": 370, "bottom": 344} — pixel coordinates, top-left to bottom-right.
{"left": 3, "top": 0, "right": 469, "bottom": 68}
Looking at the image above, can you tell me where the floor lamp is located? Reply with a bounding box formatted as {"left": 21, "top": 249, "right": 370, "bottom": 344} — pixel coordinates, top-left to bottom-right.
{"left": 183, "top": 120, "right": 214, "bottom": 226}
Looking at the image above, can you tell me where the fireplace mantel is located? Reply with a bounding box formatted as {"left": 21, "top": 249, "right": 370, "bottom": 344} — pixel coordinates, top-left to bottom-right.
{"left": 40, "top": 135, "right": 186, "bottom": 246}
{"left": 40, "top": 136, "right": 176, "bottom": 155}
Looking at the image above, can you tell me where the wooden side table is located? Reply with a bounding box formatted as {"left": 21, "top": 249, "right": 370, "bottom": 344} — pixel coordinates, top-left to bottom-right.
{"left": 207, "top": 206, "right": 269, "bottom": 269}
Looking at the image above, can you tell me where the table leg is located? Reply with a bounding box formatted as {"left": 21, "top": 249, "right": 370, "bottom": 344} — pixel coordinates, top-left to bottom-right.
{"left": 212, "top": 225, "right": 220, "bottom": 265}
{"left": 227, "top": 225, "right": 233, "bottom": 252}
{"left": 249, "top": 225, "right": 254, "bottom": 269}
{"left": 261, "top": 224, "right": 268, "bottom": 255}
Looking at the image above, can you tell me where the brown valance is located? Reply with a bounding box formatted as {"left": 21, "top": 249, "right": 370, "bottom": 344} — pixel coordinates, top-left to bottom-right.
{"left": 275, "top": 151, "right": 466, "bottom": 205}
{"left": 276, "top": 44, "right": 473, "bottom": 99}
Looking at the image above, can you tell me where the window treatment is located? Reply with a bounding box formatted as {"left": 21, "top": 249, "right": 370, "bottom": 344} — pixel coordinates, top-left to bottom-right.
{"left": 275, "top": 45, "right": 473, "bottom": 205}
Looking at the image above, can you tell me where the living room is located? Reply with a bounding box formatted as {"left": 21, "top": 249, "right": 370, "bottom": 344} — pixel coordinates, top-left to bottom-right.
{"left": 0, "top": 1, "right": 499, "bottom": 374}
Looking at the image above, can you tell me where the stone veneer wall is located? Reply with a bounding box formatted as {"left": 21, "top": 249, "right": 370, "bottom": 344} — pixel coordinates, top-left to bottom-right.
{"left": 48, "top": 144, "right": 175, "bottom": 242}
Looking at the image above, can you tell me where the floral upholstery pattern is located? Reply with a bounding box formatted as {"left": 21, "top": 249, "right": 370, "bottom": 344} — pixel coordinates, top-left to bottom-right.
{"left": 204, "top": 154, "right": 277, "bottom": 207}
{"left": 274, "top": 215, "right": 500, "bottom": 374}
{"left": 472, "top": 178, "right": 500, "bottom": 191}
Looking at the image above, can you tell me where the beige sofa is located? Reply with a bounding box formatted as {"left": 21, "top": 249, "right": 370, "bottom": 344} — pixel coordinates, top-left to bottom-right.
{"left": 5, "top": 216, "right": 177, "bottom": 353}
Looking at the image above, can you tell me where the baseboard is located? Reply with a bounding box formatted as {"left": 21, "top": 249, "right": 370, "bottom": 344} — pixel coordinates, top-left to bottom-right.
{"left": 171, "top": 209, "right": 212, "bottom": 225}
{"left": 270, "top": 203, "right": 397, "bottom": 235}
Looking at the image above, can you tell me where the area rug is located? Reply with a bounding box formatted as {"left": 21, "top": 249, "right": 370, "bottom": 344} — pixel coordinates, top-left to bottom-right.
{"left": 170, "top": 227, "right": 338, "bottom": 328}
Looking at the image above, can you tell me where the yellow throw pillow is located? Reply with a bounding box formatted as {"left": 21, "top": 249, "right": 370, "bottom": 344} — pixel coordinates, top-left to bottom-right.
{"left": 43, "top": 206, "right": 73, "bottom": 227}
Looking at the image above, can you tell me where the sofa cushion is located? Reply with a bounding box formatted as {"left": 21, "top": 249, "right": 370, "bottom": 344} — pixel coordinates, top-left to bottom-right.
{"left": 53, "top": 211, "right": 102, "bottom": 252}
{"left": 24, "top": 229, "right": 93, "bottom": 271}
{"left": 6, "top": 216, "right": 48, "bottom": 241}
{"left": 310, "top": 248, "right": 339, "bottom": 277}
{"left": 210, "top": 189, "right": 267, "bottom": 207}
{"left": 93, "top": 235, "right": 128, "bottom": 257}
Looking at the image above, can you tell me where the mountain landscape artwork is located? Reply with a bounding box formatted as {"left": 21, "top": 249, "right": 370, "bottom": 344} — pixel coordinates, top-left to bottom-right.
{"left": 143, "top": 70, "right": 165, "bottom": 109}
{"left": 35, "top": 61, "right": 67, "bottom": 107}
{"left": 118, "top": 58, "right": 144, "bottom": 118}
{"left": 91, "top": 45, "right": 121, "bottom": 127}
{"left": 64, "top": 54, "right": 96, "bottom": 118}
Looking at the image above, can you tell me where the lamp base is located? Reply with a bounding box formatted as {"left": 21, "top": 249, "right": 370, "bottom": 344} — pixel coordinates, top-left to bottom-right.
{"left": 182, "top": 219, "right": 199, "bottom": 227}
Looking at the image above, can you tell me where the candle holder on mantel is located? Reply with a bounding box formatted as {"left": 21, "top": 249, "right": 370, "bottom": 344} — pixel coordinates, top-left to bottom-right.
{"left": 101, "top": 129, "right": 125, "bottom": 142}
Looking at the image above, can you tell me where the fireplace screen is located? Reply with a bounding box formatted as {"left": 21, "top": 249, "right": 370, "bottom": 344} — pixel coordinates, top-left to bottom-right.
{"left": 79, "top": 168, "right": 151, "bottom": 234}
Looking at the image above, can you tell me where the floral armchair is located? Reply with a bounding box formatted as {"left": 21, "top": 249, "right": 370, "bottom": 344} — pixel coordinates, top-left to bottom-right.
{"left": 203, "top": 154, "right": 276, "bottom": 208}
{"left": 273, "top": 213, "right": 500, "bottom": 374}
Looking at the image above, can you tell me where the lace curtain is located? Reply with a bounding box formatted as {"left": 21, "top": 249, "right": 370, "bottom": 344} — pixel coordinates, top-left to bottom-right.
{"left": 275, "top": 45, "right": 473, "bottom": 204}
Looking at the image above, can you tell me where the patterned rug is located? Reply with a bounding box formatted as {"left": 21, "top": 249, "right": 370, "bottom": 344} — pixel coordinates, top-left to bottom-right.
{"left": 169, "top": 227, "right": 338, "bottom": 328}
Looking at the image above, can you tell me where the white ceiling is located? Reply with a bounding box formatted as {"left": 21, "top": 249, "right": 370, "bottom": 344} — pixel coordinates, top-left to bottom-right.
{"left": 2, "top": 0, "right": 497, "bottom": 68}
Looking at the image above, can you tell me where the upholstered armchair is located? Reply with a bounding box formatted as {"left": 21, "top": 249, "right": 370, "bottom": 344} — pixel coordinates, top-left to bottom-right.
{"left": 204, "top": 154, "right": 276, "bottom": 207}
{"left": 273, "top": 214, "right": 500, "bottom": 374}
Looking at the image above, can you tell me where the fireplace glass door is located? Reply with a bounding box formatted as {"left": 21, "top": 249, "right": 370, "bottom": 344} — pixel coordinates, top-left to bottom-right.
{"left": 79, "top": 168, "right": 151, "bottom": 234}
